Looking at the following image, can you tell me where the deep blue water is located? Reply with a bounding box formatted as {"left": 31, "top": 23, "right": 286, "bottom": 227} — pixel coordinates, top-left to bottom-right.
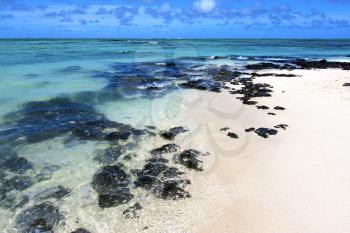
{"left": 1, "top": 39, "right": 350, "bottom": 66}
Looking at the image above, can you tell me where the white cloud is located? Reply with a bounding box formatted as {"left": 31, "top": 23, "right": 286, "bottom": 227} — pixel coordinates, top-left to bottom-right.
{"left": 193, "top": 0, "right": 216, "bottom": 13}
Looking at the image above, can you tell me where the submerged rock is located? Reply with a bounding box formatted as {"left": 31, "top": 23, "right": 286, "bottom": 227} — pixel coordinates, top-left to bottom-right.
{"left": 1, "top": 97, "right": 141, "bottom": 146}
{"left": 71, "top": 229, "right": 91, "bottom": 233}
{"left": 60, "top": 65, "right": 82, "bottom": 73}
{"left": 0, "top": 151, "right": 33, "bottom": 174}
{"left": 94, "top": 146, "right": 123, "bottom": 164}
{"left": 150, "top": 144, "right": 180, "bottom": 156}
{"left": 0, "top": 192, "right": 29, "bottom": 210}
{"left": 92, "top": 165, "right": 130, "bottom": 192}
{"left": 153, "top": 180, "right": 191, "bottom": 200}
{"left": 35, "top": 185, "right": 72, "bottom": 201}
{"left": 254, "top": 128, "right": 278, "bottom": 138}
{"left": 246, "top": 63, "right": 295, "bottom": 70}
{"left": 0, "top": 175, "right": 33, "bottom": 202}
{"left": 105, "top": 131, "right": 131, "bottom": 141}
{"left": 134, "top": 157, "right": 190, "bottom": 200}
{"left": 246, "top": 62, "right": 282, "bottom": 70}
{"left": 15, "top": 202, "right": 63, "bottom": 233}
{"left": 92, "top": 165, "right": 133, "bottom": 208}
{"left": 179, "top": 79, "right": 222, "bottom": 92}
{"left": 175, "top": 149, "right": 203, "bottom": 171}
{"left": 98, "top": 188, "right": 134, "bottom": 208}
{"left": 123, "top": 202, "right": 143, "bottom": 219}
{"left": 210, "top": 67, "right": 242, "bottom": 82}
{"left": 160, "top": 127, "right": 188, "bottom": 140}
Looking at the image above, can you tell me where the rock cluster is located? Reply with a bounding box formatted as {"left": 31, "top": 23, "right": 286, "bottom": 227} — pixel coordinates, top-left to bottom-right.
{"left": 134, "top": 156, "right": 190, "bottom": 200}
{"left": 294, "top": 59, "right": 350, "bottom": 70}
{"left": 92, "top": 165, "right": 134, "bottom": 208}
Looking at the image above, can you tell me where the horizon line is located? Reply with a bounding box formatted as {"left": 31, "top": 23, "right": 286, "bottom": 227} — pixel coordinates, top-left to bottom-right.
{"left": 1, "top": 37, "right": 350, "bottom": 40}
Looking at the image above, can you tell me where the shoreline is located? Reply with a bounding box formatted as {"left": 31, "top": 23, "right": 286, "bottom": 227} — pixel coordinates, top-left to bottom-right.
{"left": 1, "top": 54, "right": 350, "bottom": 232}
{"left": 172, "top": 68, "right": 350, "bottom": 233}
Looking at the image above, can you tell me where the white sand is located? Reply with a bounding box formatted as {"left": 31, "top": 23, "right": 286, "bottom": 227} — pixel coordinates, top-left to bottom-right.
{"left": 164, "top": 69, "right": 350, "bottom": 233}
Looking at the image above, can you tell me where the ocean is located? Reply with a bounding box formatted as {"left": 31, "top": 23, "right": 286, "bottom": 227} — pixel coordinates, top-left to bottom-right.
{"left": 0, "top": 39, "right": 350, "bottom": 233}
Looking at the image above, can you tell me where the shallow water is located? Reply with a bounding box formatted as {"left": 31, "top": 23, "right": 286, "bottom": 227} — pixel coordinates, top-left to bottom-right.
{"left": 1, "top": 39, "right": 350, "bottom": 233}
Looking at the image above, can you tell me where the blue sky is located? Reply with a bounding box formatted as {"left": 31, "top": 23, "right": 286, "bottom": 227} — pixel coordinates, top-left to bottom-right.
{"left": 0, "top": 0, "right": 350, "bottom": 38}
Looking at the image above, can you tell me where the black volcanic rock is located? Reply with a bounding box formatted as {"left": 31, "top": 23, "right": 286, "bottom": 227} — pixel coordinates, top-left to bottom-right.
{"left": 160, "top": 127, "right": 188, "bottom": 140}
{"left": 176, "top": 149, "right": 203, "bottom": 171}
{"left": 92, "top": 165, "right": 134, "bottom": 208}
{"left": 134, "top": 157, "right": 190, "bottom": 200}
{"left": 242, "top": 99, "right": 258, "bottom": 105}
{"left": 245, "top": 128, "right": 255, "bottom": 132}
{"left": 274, "top": 73, "right": 298, "bottom": 77}
{"left": 153, "top": 180, "right": 191, "bottom": 200}
{"left": 254, "top": 128, "right": 278, "bottom": 138}
{"left": 274, "top": 106, "right": 286, "bottom": 111}
{"left": 256, "top": 105, "right": 269, "bottom": 110}
{"left": 274, "top": 124, "right": 289, "bottom": 130}
{"left": 230, "top": 79, "right": 274, "bottom": 105}
{"left": 105, "top": 131, "right": 131, "bottom": 141}
{"left": 251, "top": 73, "right": 298, "bottom": 77}
{"left": 294, "top": 59, "right": 350, "bottom": 70}
{"left": 150, "top": 144, "right": 180, "bottom": 156}
{"left": 210, "top": 67, "right": 243, "bottom": 81}
{"left": 71, "top": 228, "right": 91, "bottom": 233}
{"left": 98, "top": 188, "right": 134, "bottom": 208}
{"left": 246, "top": 62, "right": 282, "bottom": 70}
{"left": 227, "top": 132, "right": 239, "bottom": 139}
{"left": 179, "top": 79, "right": 222, "bottom": 92}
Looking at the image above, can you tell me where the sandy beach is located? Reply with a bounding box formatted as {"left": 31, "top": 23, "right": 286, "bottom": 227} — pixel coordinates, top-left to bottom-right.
{"left": 166, "top": 68, "right": 350, "bottom": 233}
{"left": 1, "top": 38, "right": 350, "bottom": 233}
{"left": 2, "top": 0, "right": 350, "bottom": 230}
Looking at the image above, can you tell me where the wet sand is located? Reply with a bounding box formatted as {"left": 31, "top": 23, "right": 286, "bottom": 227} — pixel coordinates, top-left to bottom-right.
{"left": 171, "top": 68, "right": 350, "bottom": 233}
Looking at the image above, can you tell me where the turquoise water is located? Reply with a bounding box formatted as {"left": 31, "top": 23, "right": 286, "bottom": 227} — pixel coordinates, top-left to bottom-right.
{"left": 0, "top": 39, "right": 350, "bottom": 232}
{"left": 1, "top": 39, "right": 349, "bottom": 117}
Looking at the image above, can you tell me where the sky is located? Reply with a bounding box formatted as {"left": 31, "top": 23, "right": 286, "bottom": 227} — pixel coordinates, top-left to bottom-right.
{"left": 0, "top": 0, "right": 350, "bottom": 38}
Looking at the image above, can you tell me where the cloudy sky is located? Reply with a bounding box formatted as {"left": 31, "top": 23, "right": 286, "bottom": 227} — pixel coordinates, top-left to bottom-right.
{"left": 0, "top": 0, "right": 350, "bottom": 38}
